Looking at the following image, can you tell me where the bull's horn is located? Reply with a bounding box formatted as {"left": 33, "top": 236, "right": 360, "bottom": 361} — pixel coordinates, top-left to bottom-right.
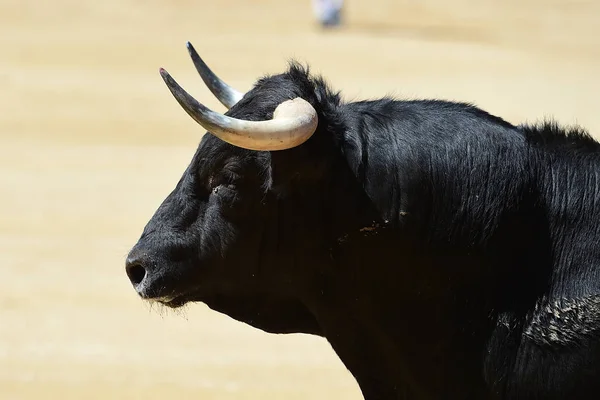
{"left": 159, "top": 68, "right": 318, "bottom": 151}
{"left": 186, "top": 42, "right": 244, "bottom": 109}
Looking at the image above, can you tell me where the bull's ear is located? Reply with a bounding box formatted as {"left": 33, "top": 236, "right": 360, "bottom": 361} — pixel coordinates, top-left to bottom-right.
{"left": 266, "top": 132, "right": 334, "bottom": 195}
{"left": 263, "top": 86, "right": 345, "bottom": 193}
{"left": 265, "top": 131, "right": 383, "bottom": 236}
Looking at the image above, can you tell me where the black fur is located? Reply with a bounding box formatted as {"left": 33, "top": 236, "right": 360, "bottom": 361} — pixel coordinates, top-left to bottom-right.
{"left": 127, "top": 62, "right": 600, "bottom": 399}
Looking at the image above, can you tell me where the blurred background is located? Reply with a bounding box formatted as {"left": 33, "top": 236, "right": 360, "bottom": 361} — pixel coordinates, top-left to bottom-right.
{"left": 1, "top": 0, "right": 599, "bottom": 399}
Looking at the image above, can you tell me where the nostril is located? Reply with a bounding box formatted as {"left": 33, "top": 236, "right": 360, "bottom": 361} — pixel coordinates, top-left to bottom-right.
{"left": 126, "top": 262, "right": 146, "bottom": 286}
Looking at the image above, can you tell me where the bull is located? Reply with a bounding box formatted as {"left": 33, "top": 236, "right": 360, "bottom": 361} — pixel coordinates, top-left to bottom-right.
{"left": 126, "top": 42, "right": 600, "bottom": 399}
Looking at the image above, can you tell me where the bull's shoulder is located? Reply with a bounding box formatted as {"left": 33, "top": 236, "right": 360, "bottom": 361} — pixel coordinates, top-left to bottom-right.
{"left": 486, "top": 299, "right": 600, "bottom": 398}
{"left": 523, "top": 295, "right": 600, "bottom": 348}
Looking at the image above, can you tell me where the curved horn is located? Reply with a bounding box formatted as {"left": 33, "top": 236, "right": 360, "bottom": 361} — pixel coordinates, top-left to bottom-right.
{"left": 159, "top": 68, "right": 318, "bottom": 151}
{"left": 186, "top": 42, "right": 244, "bottom": 109}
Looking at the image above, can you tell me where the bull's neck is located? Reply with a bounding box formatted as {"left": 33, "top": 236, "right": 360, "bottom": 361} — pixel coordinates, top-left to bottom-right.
{"left": 534, "top": 148, "right": 600, "bottom": 298}
{"left": 336, "top": 119, "right": 533, "bottom": 250}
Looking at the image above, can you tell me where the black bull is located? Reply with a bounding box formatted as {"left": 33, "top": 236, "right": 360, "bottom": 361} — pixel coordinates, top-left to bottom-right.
{"left": 126, "top": 43, "right": 600, "bottom": 399}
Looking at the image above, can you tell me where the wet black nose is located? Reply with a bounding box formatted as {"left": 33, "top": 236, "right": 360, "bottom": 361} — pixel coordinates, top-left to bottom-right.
{"left": 125, "top": 251, "right": 152, "bottom": 295}
{"left": 126, "top": 258, "right": 146, "bottom": 285}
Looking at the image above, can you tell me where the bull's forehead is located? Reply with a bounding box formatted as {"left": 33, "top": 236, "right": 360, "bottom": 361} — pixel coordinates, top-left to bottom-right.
{"left": 193, "top": 134, "right": 270, "bottom": 179}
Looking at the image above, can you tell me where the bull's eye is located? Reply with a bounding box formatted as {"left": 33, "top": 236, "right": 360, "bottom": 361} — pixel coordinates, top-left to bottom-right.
{"left": 211, "top": 184, "right": 236, "bottom": 197}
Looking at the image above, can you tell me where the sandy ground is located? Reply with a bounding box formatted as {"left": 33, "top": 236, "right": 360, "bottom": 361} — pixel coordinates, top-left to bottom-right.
{"left": 1, "top": 0, "right": 599, "bottom": 399}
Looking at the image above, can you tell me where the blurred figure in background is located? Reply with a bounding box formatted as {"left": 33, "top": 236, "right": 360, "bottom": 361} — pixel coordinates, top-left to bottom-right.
{"left": 312, "top": 0, "right": 344, "bottom": 27}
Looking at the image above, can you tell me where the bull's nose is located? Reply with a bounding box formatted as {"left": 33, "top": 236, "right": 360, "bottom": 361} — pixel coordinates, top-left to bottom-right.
{"left": 125, "top": 252, "right": 151, "bottom": 295}
{"left": 126, "top": 258, "right": 146, "bottom": 286}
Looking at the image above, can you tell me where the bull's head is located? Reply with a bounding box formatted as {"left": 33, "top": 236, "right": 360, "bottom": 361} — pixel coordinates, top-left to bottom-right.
{"left": 125, "top": 43, "right": 369, "bottom": 334}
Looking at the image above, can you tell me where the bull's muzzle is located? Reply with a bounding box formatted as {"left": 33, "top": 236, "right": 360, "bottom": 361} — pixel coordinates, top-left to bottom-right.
{"left": 125, "top": 248, "right": 167, "bottom": 300}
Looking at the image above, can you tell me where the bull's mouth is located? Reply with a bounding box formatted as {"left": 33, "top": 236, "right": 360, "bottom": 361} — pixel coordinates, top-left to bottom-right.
{"left": 156, "top": 292, "right": 202, "bottom": 308}
{"left": 158, "top": 296, "right": 188, "bottom": 308}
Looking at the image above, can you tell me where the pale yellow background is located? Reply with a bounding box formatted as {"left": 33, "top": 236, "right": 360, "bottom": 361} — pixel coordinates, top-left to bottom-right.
{"left": 1, "top": 0, "right": 599, "bottom": 399}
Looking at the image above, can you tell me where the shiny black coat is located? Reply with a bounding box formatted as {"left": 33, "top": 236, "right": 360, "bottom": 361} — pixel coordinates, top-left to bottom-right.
{"left": 127, "top": 63, "right": 600, "bottom": 399}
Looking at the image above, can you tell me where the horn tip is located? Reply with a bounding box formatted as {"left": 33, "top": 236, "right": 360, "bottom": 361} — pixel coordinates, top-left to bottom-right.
{"left": 159, "top": 68, "right": 170, "bottom": 80}
{"left": 186, "top": 41, "right": 195, "bottom": 52}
